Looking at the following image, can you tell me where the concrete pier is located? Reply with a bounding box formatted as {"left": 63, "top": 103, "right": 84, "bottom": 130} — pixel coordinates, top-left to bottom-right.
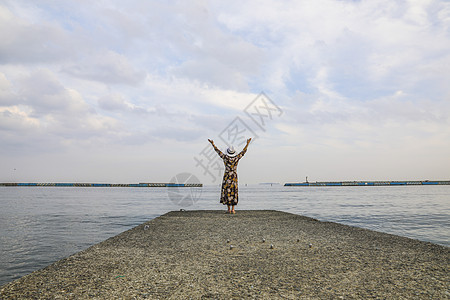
{"left": 1, "top": 210, "right": 448, "bottom": 299}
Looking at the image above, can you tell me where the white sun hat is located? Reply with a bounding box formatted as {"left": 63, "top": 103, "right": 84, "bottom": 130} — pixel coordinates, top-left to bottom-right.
{"left": 227, "top": 146, "right": 236, "bottom": 155}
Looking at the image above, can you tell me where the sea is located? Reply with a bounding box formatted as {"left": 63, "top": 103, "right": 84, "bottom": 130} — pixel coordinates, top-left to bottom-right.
{"left": 1, "top": 184, "right": 449, "bottom": 286}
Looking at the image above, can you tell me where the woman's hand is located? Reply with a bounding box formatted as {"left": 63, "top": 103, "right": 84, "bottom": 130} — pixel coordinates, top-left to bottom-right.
{"left": 247, "top": 138, "right": 252, "bottom": 144}
{"left": 208, "top": 139, "right": 214, "bottom": 144}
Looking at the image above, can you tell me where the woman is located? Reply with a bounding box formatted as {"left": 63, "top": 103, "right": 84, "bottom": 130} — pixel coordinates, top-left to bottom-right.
{"left": 208, "top": 138, "right": 251, "bottom": 214}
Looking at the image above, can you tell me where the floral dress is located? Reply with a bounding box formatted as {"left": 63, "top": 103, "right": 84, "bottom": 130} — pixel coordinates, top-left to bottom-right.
{"left": 211, "top": 143, "right": 249, "bottom": 206}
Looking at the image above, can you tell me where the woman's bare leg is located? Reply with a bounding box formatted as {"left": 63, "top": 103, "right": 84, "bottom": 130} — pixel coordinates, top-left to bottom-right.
{"left": 231, "top": 205, "right": 235, "bottom": 214}
{"left": 227, "top": 205, "right": 231, "bottom": 213}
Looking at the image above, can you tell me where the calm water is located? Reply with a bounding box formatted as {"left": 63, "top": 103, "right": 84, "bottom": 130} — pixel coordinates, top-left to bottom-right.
{"left": 1, "top": 185, "right": 449, "bottom": 286}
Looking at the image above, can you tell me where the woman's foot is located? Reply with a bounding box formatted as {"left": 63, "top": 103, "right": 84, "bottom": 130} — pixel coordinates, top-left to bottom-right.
{"left": 231, "top": 210, "right": 236, "bottom": 214}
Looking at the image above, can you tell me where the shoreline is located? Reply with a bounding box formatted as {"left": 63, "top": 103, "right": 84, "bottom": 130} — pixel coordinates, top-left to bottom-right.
{"left": 1, "top": 210, "right": 448, "bottom": 298}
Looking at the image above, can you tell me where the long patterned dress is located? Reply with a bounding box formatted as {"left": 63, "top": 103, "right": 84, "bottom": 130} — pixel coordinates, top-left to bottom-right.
{"left": 211, "top": 143, "right": 249, "bottom": 206}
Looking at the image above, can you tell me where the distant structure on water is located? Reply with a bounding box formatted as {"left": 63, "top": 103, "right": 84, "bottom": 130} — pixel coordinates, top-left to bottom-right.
{"left": 0, "top": 182, "right": 202, "bottom": 187}
{"left": 284, "top": 180, "right": 450, "bottom": 187}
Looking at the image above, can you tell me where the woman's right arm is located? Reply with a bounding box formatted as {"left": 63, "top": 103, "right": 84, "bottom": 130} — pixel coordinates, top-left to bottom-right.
{"left": 236, "top": 138, "right": 252, "bottom": 159}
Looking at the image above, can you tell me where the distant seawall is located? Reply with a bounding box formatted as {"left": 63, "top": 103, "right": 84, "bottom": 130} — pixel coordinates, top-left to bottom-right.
{"left": 0, "top": 182, "right": 202, "bottom": 187}
{"left": 285, "top": 180, "right": 450, "bottom": 187}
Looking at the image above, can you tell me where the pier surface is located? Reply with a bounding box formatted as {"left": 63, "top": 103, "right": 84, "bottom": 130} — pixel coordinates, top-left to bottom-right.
{"left": 1, "top": 210, "right": 448, "bottom": 299}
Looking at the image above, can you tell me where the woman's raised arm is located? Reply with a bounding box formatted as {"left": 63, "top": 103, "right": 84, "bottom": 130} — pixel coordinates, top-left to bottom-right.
{"left": 237, "top": 138, "right": 252, "bottom": 158}
{"left": 208, "top": 139, "right": 225, "bottom": 159}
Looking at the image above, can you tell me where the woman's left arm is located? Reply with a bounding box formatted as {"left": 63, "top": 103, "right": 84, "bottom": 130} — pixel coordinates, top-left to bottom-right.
{"left": 208, "top": 139, "right": 225, "bottom": 159}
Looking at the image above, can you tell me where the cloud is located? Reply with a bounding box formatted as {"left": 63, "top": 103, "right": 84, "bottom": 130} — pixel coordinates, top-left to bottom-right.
{"left": 97, "top": 93, "right": 155, "bottom": 116}
{"left": 0, "top": 72, "right": 17, "bottom": 105}
{"left": 170, "top": 27, "right": 263, "bottom": 90}
{"left": 14, "top": 69, "right": 93, "bottom": 120}
{"left": 1, "top": 0, "right": 449, "bottom": 182}
{"left": 0, "top": 105, "right": 39, "bottom": 132}
{"left": 62, "top": 51, "right": 146, "bottom": 85}
{"left": 0, "top": 5, "right": 75, "bottom": 64}
{"left": 0, "top": 68, "right": 120, "bottom": 154}
{"left": 98, "top": 93, "right": 131, "bottom": 112}
{"left": 214, "top": 0, "right": 450, "bottom": 100}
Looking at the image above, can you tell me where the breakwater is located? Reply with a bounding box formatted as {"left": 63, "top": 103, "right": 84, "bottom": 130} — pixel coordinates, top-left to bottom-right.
{"left": 285, "top": 180, "right": 450, "bottom": 186}
{"left": 0, "top": 182, "right": 202, "bottom": 187}
{"left": 1, "top": 210, "right": 448, "bottom": 299}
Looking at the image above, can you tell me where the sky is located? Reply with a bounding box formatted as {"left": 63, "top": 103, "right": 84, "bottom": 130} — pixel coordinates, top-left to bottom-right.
{"left": 1, "top": 0, "right": 449, "bottom": 185}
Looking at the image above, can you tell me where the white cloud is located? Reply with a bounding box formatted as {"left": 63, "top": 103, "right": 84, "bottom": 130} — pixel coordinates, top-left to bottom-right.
{"left": 0, "top": 68, "right": 120, "bottom": 155}
{"left": 0, "top": 5, "right": 76, "bottom": 64}
{"left": 0, "top": 72, "right": 17, "bottom": 105}
{"left": 97, "top": 93, "right": 156, "bottom": 117}
{"left": 0, "top": 0, "right": 449, "bottom": 182}
{"left": 62, "top": 51, "right": 146, "bottom": 85}
{"left": 98, "top": 93, "right": 132, "bottom": 112}
{"left": 0, "top": 105, "right": 39, "bottom": 132}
